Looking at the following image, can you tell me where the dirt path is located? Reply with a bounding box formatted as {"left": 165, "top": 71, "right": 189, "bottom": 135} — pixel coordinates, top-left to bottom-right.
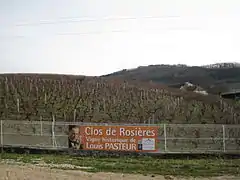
{"left": 0, "top": 164, "right": 239, "bottom": 180}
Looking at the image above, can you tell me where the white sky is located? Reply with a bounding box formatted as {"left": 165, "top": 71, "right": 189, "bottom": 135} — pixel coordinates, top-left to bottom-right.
{"left": 0, "top": 0, "right": 240, "bottom": 76}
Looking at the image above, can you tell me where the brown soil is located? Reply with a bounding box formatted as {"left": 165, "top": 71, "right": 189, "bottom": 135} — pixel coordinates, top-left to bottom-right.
{"left": 0, "top": 164, "right": 239, "bottom": 180}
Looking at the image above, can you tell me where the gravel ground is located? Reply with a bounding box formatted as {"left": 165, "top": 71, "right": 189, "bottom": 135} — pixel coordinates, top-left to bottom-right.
{"left": 0, "top": 163, "right": 239, "bottom": 180}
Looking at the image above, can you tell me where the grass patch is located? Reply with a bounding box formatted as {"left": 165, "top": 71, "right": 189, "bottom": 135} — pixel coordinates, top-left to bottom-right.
{"left": 0, "top": 153, "right": 239, "bottom": 177}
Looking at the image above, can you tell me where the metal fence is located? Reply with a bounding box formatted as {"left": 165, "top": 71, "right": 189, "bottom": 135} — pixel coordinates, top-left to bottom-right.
{"left": 1, "top": 120, "right": 240, "bottom": 154}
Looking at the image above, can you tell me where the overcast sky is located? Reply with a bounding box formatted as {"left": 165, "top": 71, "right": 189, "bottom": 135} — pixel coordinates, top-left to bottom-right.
{"left": 0, "top": 0, "right": 240, "bottom": 76}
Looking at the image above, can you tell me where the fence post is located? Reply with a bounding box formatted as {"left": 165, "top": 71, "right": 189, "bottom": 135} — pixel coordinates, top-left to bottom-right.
{"left": 164, "top": 124, "right": 167, "bottom": 152}
{"left": 222, "top": 125, "right": 226, "bottom": 152}
{"left": 52, "top": 115, "right": 57, "bottom": 148}
{"left": 1, "top": 120, "right": 3, "bottom": 153}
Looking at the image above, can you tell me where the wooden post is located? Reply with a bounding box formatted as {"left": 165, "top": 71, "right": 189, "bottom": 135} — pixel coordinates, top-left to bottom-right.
{"left": 222, "top": 125, "right": 226, "bottom": 152}
{"left": 44, "top": 93, "right": 47, "bottom": 104}
{"left": 152, "top": 114, "right": 155, "bottom": 124}
{"left": 58, "top": 81, "right": 61, "bottom": 90}
{"left": 1, "top": 120, "right": 3, "bottom": 153}
{"left": 17, "top": 98, "right": 20, "bottom": 113}
{"left": 64, "top": 111, "right": 66, "bottom": 121}
{"left": 29, "top": 81, "right": 32, "bottom": 92}
{"left": 4, "top": 78, "right": 8, "bottom": 109}
{"left": 40, "top": 116, "right": 43, "bottom": 136}
{"left": 73, "top": 109, "right": 76, "bottom": 122}
{"left": 36, "top": 86, "right": 39, "bottom": 98}
{"left": 103, "top": 98, "right": 106, "bottom": 112}
{"left": 5, "top": 77, "right": 8, "bottom": 92}
{"left": 78, "top": 86, "right": 80, "bottom": 96}
{"left": 72, "top": 88, "right": 75, "bottom": 97}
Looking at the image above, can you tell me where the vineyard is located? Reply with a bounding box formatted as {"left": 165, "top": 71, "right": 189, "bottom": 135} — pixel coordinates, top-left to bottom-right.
{"left": 0, "top": 73, "right": 240, "bottom": 124}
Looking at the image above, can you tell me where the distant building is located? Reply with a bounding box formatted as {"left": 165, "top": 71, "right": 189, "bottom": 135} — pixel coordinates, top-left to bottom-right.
{"left": 169, "top": 82, "right": 209, "bottom": 95}
{"left": 220, "top": 90, "right": 240, "bottom": 100}
{"left": 179, "top": 82, "right": 208, "bottom": 95}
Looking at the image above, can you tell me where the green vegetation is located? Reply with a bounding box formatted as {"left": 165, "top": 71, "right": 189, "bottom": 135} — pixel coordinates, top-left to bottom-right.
{"left": 0, "top": 153, "right": 239, "bottom": 177}
{"left": 0, "top": 74, "right": 240, "bottom": 124}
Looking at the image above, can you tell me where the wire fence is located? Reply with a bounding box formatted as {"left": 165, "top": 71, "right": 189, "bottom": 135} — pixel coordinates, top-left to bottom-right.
{"left": 1, "top": 120, "right": 240, "bottom": 154}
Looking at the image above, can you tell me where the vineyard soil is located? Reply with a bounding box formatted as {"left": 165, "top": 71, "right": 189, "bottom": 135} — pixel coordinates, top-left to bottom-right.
{"left": 0, "top": 164, "right": 239, "bottom": 180}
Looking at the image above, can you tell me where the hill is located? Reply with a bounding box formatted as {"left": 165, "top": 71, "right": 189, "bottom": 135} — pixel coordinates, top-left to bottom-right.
{"left": 102, "top": 63, "right": 240, "bottom": 95}
{"left": 0, "top": 73, "right": 240, "bottom": 124}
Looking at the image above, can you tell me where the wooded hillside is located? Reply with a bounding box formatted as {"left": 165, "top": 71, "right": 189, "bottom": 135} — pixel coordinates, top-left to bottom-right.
{"left": 103, "top": 63, "right": 240, "bottom": 94}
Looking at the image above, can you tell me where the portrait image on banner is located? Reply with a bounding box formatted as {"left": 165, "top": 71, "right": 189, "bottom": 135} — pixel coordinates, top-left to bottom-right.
{"left": 68, "top": 125, "right": 83, "bottom": 149}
